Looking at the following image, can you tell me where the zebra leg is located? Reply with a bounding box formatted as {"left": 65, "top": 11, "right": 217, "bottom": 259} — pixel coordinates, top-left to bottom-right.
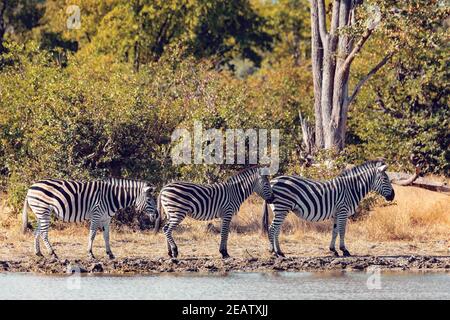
{"left": 163, "top": 214, "right": 185, "bottom": 258}
{"left": 268, "top": 224, "right": 275, "bottom": 253}
{"left": 267, "top": 204, "right": 287, "bottom": 253}
{"left": 329, "top": 217, "right": 339, "bottom": 257}
{"left": 272, "top": 210, "right": 288, "bottom": 257}
{"left": 219, "top": 213, "right": 233, "bottom": 259}
{"left": 337, "top": 214, "right": 351, "bottom": 257}
{"left": 102, "top": 220, "right": 115, "bottom": 259}
{"left": 87, "top": 219, "right": 100, "bottom": 259}
{"left": 162, "top": 224, "right": 172, "bottom": 257}
{"left": 38, "top": 216, "right": 58, "bottom": 259}
{"left": 34, "top": 218, "right": 43, "bottom": 257}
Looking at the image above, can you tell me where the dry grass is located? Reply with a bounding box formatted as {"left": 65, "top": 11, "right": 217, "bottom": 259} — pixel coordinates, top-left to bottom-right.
{"left": 353, "top": 186, "right": 449, "bottom": 241}
{"left": 0, "top": 185, "right": 449, "bottom": 261}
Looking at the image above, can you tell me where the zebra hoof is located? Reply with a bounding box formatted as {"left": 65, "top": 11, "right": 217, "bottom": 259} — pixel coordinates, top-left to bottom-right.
{"left": 220, "top": 249, "right": 230, "bottom": 259}
{"left": 107, "top": 253, "right": 115, "bottom": 260}
{"left": 276, "top": 252, "right": 285, "bottom": 258}
{"left": 88, "top": 252, "right": 96, "bottom": 260}
{"left": 342, "top": 249, "right": 351, "bottom": 257}
{"left": 51, "top": 252, "right": 59, "bottom": 261}
{"left": 330, "top": 249, "right": 339, "bottom": 257}
{"left": 35, "top": 252, "right": 44, "bottom": 258}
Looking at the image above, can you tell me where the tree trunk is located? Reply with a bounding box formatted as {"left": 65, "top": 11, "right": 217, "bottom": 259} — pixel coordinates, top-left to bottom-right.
{"left": 310, "top": 0, "right": 324, "bottom": 148}
{"left": 299, "top": 111, "right": 315, "bottom": 154}
{"left": 0, "top": 2, "right": 6, "bottom": 53}
{"left": 292, "top": 29, "right": 301, "bottom": 67}
{"left": 133, "top": 41, "right": 140, "bottom": 72}
{"left": 308, "top": 0, "right": 390, "bottom": 152}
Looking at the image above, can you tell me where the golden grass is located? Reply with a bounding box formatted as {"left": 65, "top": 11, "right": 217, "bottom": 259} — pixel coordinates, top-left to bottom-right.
{"left": 351, "top": 186, "right": 450, "bottom": 241}
{"left": 0, "top": 185, "right": 449, "bottom": 260}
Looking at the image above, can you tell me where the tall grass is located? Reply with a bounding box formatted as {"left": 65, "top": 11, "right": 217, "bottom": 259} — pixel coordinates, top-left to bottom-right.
{"left": 354, "top": 186, "right": 450, "bottom": 241}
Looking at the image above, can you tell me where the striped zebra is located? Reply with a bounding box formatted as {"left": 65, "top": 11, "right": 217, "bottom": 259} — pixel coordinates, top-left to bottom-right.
{"left": 262, "top": 161, "right": 395, "bottom": 257}
{"left": 158, "top": 167, "right": 275, "bottom": 259}
{"left": 22, "top": 178, "right": 157, "bottom": 259}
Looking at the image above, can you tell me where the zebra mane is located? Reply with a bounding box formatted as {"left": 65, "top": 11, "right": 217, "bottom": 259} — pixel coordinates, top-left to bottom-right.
{"left": 339, "top": 160, "right": 384, "bottom": 178}
{"left": 103, "top": 177, "right": 149, "bottom": 189}
{"left": 226, "top": 166, "right": 259, "bottom": 182}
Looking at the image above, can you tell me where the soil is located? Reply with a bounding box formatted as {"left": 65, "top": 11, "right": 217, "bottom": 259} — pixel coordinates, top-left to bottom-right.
{"left": 1, "top": 255, "right": 449, "bottom": 274}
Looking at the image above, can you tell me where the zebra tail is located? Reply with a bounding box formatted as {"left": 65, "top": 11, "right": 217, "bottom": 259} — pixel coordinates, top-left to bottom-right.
{"left": 21, "top": 197, "right": 29, "bottom": 234}
{"left": 261, "top": 201, "right": 269, "bottom": 235}
{"left": 154, "top": 192, "right": 163, "bottom": 234}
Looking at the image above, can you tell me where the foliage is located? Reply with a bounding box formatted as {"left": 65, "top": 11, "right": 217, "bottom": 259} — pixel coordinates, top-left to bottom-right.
{"left": 252, "top": 0, "right": 310, "bottom": 66}
{"left": 0, "top": 0, "right": 44, "bottom": 52}
{"left": 33, "top": 0, "right": 272, "bottom": 69}
{"left": 348, "top": 0, "right": 449, "bottom": 174}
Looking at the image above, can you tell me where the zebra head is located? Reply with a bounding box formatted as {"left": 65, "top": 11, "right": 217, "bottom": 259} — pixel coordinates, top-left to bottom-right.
{"left": 372, "top": 163, "right": 395, "bottom": 201}
{"left": 254, "top": 172, "right": 275, "bottom": 204}
{"left": 135, "top": 185, "right": 158, "bottom": 222}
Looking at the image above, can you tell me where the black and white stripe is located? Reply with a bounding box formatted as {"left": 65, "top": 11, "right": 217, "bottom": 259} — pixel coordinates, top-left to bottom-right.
{"left": 262, "top": 161, "right": 395, "bottom": 257}
{"left": 158, "top": 167, "right": 275, "bottom": 258}
{"left": 22, "top": 178, "right": 157, "bottom": 259}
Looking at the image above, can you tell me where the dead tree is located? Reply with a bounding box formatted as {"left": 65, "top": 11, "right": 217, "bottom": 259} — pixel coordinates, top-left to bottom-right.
{"left": 309, "top": 0, "right": 394, "bottom": 150}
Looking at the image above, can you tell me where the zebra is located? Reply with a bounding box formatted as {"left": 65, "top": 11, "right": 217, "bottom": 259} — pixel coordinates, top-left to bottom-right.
{"left": 22, "top": 178, "right": 158, "bottom": 259}
{"left": 262, "top": 160, "right": 395, "bottom": 257}
{"left": 157, "top": 166, "right": 275, "bottom": 259}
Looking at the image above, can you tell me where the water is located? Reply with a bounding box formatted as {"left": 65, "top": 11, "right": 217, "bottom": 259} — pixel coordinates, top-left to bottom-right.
{"left": 0, "top": 272, "right": 449, "bottom": 300}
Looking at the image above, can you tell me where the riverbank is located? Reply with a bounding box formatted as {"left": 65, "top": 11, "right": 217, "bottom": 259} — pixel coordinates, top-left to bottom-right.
{"left": 1, "top": 255, "right": 450, "bottom": 274}
{"left": 2, "top": 224, "right": 449, "bottom": 273}
{"left": 1, "top": 228, "right": 449, "bottom": 273}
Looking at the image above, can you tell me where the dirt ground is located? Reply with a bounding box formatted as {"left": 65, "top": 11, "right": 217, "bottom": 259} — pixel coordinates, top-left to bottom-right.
{"left": 1, "top": 227, "right": 449, "bottom": 273}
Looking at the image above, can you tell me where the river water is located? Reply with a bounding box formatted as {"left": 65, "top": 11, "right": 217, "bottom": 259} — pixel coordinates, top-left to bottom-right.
{"left": 0, "top": 271, "right": 449, "bottom": 300}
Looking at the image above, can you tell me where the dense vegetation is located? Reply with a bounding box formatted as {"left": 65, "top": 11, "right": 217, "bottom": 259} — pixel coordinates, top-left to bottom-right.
{"left": 0, "top": 0, "right": 448, "bottom": 216}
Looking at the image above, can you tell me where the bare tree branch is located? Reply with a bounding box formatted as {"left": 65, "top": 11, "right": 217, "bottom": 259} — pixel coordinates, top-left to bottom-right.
{"left": 84, "top": 137, "right": 113, "bottom": 161}
{"left": 310, "top": 0, "right": 325, "bottom": 147}
{"left": 299, "top": 111, "right": 315, "bottom": 155}
{"left": 347, "top": 51, "right": 395, "bottom": 106}
{"left": 388, "top": 169, "right": 450, "bottom": 193}
{"left": 316, "top": 0, "right": 328, "bottom": 43}
{"left": 390, "top": 167, "right": 421, "bottom": 186}
{"left": 349, "top": 4, "right": 356, "bottom": 26}
{"left": 338, "top": 27, "right": 374, "bottom": 75}
{"left": 330, "top": 0, "right": 341, "bottom": 35}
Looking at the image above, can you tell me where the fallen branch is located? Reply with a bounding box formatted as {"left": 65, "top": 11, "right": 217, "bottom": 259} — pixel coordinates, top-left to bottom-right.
{"left": 389, "top": 167, "right": 421, "bottom": 186}
{"left": 388, "top": 168, "right": 450, "bottom": 194}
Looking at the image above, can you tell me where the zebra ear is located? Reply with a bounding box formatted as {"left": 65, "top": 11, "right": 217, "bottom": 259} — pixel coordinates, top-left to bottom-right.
{"left": 377, "top": 164, "right": 388, "bottom": 172}
{"left": 143, "top": 186, "right": 155, "bottom": 194}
